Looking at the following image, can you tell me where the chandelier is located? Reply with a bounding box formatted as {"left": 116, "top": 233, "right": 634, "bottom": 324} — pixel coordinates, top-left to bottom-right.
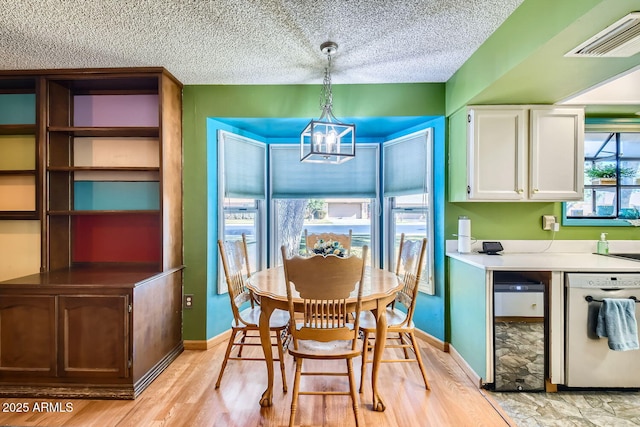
{"left": 300, "top": 41, "right": 355, "bottom": 164}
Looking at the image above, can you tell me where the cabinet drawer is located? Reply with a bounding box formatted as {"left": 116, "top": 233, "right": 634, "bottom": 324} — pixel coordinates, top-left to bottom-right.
{"left": 495, "top": 292, "right": 544, "bottom": 317}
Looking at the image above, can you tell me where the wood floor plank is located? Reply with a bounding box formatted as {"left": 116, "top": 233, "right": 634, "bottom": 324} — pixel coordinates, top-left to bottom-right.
{"left": 0, "top": 336, "right": 514, "bottom": 426}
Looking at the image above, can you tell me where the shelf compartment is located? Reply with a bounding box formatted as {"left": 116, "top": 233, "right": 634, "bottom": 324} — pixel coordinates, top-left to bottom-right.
{"left": 0, "top": 135, "right": 36, "bottom": 170}
{"left": 73, "top": 94, "right": 159, "bottom": 127}
{"left": 73, "top": 137, "right": 159, "bottom": 168}
{"left": 0, "top": 176, "right": 36, "bottom": 211}
{"left": 74, "top": 181, "right": 160, "bottom": 211}
{"left": 72, "top": 214, "right": 161, "bottom": 264}
{"left": 0, "top": 94, "right": 36, "bottom": 125}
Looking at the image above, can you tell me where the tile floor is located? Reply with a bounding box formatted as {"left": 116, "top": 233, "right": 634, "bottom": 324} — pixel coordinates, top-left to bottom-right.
{"left": 490, "top": 321, "right": 640, "bottom": 426}
{"left": 489, "top": 389, "right": 640, "bottom": 426}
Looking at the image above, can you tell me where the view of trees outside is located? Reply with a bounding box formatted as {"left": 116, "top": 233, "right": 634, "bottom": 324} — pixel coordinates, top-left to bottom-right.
{"left": 275, "top": 198, "right": 372, "bottom": 264}
{"left": 276, "top": 199, "right": 307, "bottom": 258}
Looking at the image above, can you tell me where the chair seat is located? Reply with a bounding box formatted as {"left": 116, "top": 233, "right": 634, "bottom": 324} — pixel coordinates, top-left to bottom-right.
{"left": 358, "top": 308, "right": 414, "bottom": 331}
{"left": 288, "top": 338, "right": 362, "bottom": 359}
{"left": 233, "top": 307, "right": 290, "bottom": 329}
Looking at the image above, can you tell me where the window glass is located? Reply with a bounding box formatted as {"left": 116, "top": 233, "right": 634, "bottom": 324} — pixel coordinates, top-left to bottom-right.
{"left": 221, "top": 198, "right": 259, "bottom": 275}
{"left": 566, "top": 131, "right": 640, "bottom": 221}
{"left": 272, "top": 198, "right": 373, "bottom": 266}
{"left": 390, "top": 196, "right": 431, "bottom": 293}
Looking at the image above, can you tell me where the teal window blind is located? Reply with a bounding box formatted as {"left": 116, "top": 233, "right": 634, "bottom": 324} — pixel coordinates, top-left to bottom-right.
{"left": 383, "top": 131, "right": 428, "bottom": 197}
{"left": 270, "top": 144, "right": 378, "bottom": 199}
{"left": 220, "top": 131, "right": 266, "bottom": 199}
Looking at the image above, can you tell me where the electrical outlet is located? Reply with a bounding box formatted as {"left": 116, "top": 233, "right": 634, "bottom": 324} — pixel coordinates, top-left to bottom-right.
{"left": 184, "top": 294, "right": 194, "bottom": 309}
{"left": 542, "top": 215, "right": 556, "bottom": 230}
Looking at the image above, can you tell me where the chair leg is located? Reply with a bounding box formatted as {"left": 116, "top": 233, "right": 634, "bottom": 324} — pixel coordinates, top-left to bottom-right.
{"left": 237, "top": 330, "right": 248, "bottom": 357}
{"left": 347, "top": 358, "right": 360, "bottom": 427}
{"left": 289, "top": 357, "right": 303, "bottom": 427}
{"left": 359, "top": 330, "right": 369, "bottom": 393}
{"left": 400, "top": 332, "right": 410, "bottom": 359}
{"left": 275, "top": 329, "right": 288, "bottom": 392}
{"left": 215, "top": 329, "right": 239, "bottom": 389}
{"left": 409, "top": 330, "right": 430, "bottom": 389}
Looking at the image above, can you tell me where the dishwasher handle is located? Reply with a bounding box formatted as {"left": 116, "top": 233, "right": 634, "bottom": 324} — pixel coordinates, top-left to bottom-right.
{"left": 585, "top": 295, "right": 638, "bottom": 303}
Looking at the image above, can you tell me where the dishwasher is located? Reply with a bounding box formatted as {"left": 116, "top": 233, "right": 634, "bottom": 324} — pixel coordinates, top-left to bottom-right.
{"left": 565, "top": 272, "right": 640, "bottom": 388}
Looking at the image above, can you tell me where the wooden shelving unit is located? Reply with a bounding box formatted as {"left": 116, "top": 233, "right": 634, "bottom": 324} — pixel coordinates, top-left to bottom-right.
{"left": 0, "top": 80, "right": 39, "bottom": 220}
{"left": 0, "top": 68, "right": 184, "bottom": 399}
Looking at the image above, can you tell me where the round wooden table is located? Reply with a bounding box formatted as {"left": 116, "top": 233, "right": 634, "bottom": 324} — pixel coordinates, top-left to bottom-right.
{"left": 246, "top": 265, "right": 401, "bottom": 412}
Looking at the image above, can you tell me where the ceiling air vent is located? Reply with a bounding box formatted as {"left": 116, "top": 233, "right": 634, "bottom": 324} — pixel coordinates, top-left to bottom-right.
{"left": 565, "top": 12, "right": 640, "bottom": 57}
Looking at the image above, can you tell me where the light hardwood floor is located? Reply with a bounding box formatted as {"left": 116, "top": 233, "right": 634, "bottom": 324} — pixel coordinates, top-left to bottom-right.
{"left": 0, "top": 336, "right": 515, "bottom": 426}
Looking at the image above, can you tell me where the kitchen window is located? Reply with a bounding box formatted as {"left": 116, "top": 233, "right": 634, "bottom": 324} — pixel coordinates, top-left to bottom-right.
{"left": 564, "top": 129, "right": 640, "bottom": 225}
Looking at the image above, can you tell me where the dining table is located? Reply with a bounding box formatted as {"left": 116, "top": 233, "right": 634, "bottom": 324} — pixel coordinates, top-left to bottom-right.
{"left": 246, "top": 264, "right": 402, "bottom": 412}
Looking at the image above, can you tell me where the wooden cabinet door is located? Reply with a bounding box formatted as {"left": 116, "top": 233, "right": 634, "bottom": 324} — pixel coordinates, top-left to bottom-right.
{"left": 0, "top": 295, "right": 56, "bottom": 377}
{"left": 529, "top": 107, "right": 585, "bottom": 201}
{"left": 58, "top": 295, "right": 129, "bottom": 378}
{"left": 467, "top": 107, "right": 527, "bottom": 200}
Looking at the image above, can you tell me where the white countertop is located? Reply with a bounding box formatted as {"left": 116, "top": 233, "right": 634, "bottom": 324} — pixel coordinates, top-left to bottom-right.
{"left": 446, "top": 251, "right": 640, "bottom": 272}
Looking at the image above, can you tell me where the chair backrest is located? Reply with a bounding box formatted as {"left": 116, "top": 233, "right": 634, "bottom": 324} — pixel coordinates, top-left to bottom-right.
{"left": 281, "top": 245, "right": 368, "bottom": 349}
{"left": 218, "top": 233, "right": 254, "bottom": 324}
{"left": 394, "top": 234, "right": 427, "bottom": 325}
{"left": 304, "top": 229, "right": 352, "bottom": 256}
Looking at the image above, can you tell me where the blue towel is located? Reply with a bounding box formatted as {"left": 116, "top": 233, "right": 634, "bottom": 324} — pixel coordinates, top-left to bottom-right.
{"left": 596, "top": 298, "right": 639, "bottom": 351}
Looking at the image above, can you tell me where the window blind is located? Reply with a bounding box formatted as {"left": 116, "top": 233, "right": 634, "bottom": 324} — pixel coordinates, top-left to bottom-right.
{"left": 220, "top": 131, "right": 266, "bottom": 199}
{"left": 270, "top": 144, "right": 378, "bottom": 199}
{"left": 383, "top": 131, "right": 428, "bottom": 197}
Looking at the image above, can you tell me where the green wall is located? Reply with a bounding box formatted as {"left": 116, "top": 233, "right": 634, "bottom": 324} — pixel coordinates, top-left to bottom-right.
{"left": 444, "top": 0, "right": 640, "bottom": 245}
{"left": 183, "top": 84, "right": 445, "bottom": 340}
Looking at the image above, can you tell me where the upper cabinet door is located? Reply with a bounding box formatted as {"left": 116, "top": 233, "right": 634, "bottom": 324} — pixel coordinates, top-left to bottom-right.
{"left": 467, "top": 107, "right": 527, "bottom": 200}
{"left": 529, "top": 107, "right": 585, "bottom": 201}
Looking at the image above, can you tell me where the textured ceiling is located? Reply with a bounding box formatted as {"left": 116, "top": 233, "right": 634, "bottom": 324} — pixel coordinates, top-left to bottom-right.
{"left": 0, "top": 0, "right": 524, "bottom": 85}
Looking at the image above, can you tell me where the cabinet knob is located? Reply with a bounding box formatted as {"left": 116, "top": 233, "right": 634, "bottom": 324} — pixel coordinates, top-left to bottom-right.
{"left": 517, "top": 189, "right": 524, "bottom": 194}
{"left": 533, "top": 189, "right": 539, "bottom": 193}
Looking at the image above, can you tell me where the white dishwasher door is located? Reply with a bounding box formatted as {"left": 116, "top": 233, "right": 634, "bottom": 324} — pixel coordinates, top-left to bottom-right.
{"left": 565, "top": 273, "right": 640, "bottom": 388}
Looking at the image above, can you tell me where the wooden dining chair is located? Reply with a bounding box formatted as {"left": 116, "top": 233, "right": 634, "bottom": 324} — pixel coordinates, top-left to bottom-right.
{"left": 358, "top": 234, "right": 429, "bottom": 392}
{"left": 304, "top": 229, "right": 352, "bottom": 256}
{"left": 215, "top": 234, "right": 289, "bottom": 391}
{"left": 281, "top": 245, "right": 368, "bottom": 427}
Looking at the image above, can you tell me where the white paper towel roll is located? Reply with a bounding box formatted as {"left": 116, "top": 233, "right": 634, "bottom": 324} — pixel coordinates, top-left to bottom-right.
{"left": 457, "top": 216, "right": 471, "bottom": 253}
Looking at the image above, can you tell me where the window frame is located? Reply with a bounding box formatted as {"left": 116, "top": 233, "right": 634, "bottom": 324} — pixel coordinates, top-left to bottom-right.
{"left": 563, "top": 120, "right": 640, "bottom": 227}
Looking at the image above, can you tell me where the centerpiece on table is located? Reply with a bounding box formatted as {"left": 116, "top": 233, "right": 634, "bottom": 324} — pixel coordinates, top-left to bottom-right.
{"left": 312, "top": 239, "right": 347, "bottom": 257}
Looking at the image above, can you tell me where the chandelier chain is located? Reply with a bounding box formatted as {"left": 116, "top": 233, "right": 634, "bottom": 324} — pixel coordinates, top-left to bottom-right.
{"left": 320, "top": 53, "right": 333, "bottom": 110}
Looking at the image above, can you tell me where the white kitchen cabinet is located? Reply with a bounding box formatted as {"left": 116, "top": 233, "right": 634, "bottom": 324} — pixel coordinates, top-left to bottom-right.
{"left": 528, "top": 107, "right": 584, "bottom": 200}
{"left": 460, "top": 105, "right": 584, "bottom": 202}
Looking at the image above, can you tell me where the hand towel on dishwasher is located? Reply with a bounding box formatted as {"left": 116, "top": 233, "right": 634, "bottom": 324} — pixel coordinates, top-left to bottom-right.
{"left": 596, "top": 298, "right": 639, "bottom": 351}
